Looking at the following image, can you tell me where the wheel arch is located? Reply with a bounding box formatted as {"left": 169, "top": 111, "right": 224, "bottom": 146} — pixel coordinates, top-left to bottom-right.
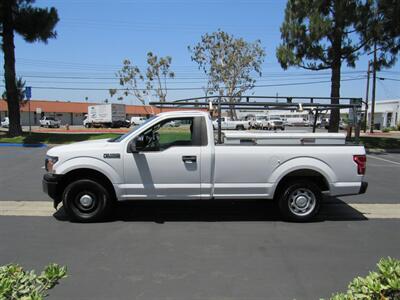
{"left": 58, "top": 168, "right": 117, "bottom": 202}
{"left": 269, "top": 157, "right": 335, "bottom": 199}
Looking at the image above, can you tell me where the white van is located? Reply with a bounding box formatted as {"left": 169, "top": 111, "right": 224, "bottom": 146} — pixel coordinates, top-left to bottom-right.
{"left": 130, "top": 116, "right": 147, "bottom": 126}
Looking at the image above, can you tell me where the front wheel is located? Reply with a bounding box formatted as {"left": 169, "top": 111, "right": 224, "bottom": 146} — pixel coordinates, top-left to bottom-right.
{"left": 277, "top": 180, "right": 321, "bottom": 222}
{"left": 62, "top": 179, "right": 113, "bottom": 222}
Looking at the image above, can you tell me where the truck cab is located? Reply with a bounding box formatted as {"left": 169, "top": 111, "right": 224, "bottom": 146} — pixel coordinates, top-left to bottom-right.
{"left": 43, "top": 111, "right": 367, "bottom": 223}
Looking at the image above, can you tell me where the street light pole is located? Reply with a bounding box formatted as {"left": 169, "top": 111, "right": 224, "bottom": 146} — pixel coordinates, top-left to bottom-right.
{"left": 28, "top": 99, "right": 31, "bottom": 134}
{"left": 25, "top": 86, "right": 32, "bottom": 135}
{"left": 364, "top": 61, "right": 371, "bottom": 133}
{"left": 370, "top": 43, "right": 377, "bottom": 133}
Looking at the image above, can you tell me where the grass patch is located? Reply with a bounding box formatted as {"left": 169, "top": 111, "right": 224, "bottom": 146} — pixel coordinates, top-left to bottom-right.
{"left": 0, "top": 132, "right": 121, "bottom": 145}
{"left": 359, "top": 136, "right": 400, "bottom": 149}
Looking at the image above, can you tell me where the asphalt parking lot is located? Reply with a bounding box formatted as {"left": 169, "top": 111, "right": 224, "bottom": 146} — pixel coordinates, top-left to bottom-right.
{"left": 0, "top": 146, "right": 399, "bottom": 300}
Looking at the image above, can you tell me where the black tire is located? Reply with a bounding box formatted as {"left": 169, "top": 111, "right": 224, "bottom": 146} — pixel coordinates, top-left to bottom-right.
{"left": 62, "top": 179, "right": 113, "bottom": 222}
{"left": 277, "top": 180, "right": 321, "bottom": 222}
{"left": 236, "top": 125, "right": 245, "bottom": 130}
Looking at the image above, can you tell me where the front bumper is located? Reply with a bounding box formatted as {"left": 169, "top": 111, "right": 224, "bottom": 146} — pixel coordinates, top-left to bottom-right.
{"left": 42, "top": 173, "right": 63, "bottom": 208}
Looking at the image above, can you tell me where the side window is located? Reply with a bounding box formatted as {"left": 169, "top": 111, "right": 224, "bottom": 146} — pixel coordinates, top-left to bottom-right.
{"left": 138, "top": 117, "right": 194, "bottom": 151}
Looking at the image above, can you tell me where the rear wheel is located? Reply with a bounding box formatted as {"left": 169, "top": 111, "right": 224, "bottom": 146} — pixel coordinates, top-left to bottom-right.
{"left": 62, "top": 179, "right": 113, "bottom": 222}
{"left": 236, "top": 125, "right": 245, "bottom": 130}
{"left": 277, "top": 180, "right": 321, "bottom": 222}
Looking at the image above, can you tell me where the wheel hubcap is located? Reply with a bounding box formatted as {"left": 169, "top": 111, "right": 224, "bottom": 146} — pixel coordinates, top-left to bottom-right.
{"left": 288, "top": 188, "right": 316, "bottom": 216}
{"left": 79, "top": 194, "right": 94, "bottom": 208}
{"left": 295, "top": 195, "right": 308, "bottom": 208}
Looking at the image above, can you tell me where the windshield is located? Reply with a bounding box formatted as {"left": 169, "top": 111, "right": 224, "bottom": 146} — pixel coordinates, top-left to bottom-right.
{"left": 257, "top": 116, "right": 267, "bottom": 120}
{"left": 47, "top": 117, "right": 55, "bottom": 121}
{"left": 269, "top": 117, "right": 281, "bottom": 120}
{"left": 108, "top": 116, "right": 156, "bottom": 142}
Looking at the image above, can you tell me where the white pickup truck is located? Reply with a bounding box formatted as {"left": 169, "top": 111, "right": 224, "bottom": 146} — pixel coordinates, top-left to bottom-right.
{"left": 43, "top": 111, "right": 367, "bottom": 222}
{"left": 212, "top": 117, "right": 251, "bottom": 130}
{"left": 40, "top": 116, "right": 61, "bottom": 128}
{"left": 251, "top": 116, "right": 285, "bottom": 130}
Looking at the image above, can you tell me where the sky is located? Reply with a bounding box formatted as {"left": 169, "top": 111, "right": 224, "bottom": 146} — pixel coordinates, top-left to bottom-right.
{"left": 1, "top": 0, "right": 399, "bottom": 105}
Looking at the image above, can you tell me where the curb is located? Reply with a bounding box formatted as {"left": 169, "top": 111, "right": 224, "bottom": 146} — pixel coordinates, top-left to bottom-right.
{"left": 0, "top": 143, "right": 47, "bottom": 148}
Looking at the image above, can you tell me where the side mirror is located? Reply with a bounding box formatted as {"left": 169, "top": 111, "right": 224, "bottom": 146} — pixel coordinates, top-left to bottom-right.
{"left": 129, "top": 136, "right": 146, "bottom": 153}
{"left": 129, "top": 140, "right": 138, "bottom": 153}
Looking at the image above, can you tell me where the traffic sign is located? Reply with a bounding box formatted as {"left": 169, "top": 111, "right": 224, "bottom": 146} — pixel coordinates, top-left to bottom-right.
{"left": 25, "top": 86, "right": 32, "bottom": 99}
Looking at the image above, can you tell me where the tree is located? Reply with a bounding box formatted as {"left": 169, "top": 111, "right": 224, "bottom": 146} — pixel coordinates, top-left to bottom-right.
{"left": 110, "top": 59, "right": 148, "bottom": 104}
{"left": 362, "top": 0, "right": 400, "bottom": 68}
{"left": 145, "top": 52, "right": 174, "bottom": 102}
{"left": 276, "top": 0, "right": 370, "bottom": 132}
{"left": 0, "top": 0, "right": 59, "bottom": 137}
{"left": 189, "top": 30, "right": 265, "bottom": 119}
{"left": 2, "top": 77, "right": 26, "bottom": 105}
{"left": 111, "top": 52, "right": 175, "bottom": 104}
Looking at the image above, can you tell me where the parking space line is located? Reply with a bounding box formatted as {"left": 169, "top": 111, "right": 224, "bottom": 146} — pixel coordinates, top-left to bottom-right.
{"left": 367, "top": 155, "right": 400, "bottom": 166}
{"left": 348, "top": 204, "right": 400, "bottom": 219}
{"left": 0, "top": 201, "right": 400, "bottom": 219}
{"left": 0, "top": 201, "right": 54, "bottom": 216}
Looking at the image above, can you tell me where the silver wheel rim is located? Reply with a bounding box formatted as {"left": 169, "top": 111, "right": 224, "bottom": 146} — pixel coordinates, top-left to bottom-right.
{"left": 79, "top": 194, "right": 94, "bottom": 208}
{"left": 288, "top": 188, "right": 316, "bottom": 217}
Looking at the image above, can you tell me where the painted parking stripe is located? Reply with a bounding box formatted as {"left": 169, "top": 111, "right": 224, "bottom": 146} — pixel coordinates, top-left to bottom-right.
{"left": 348, "top": 204, "right": 400, "bottom": 219}
{"left": 367, "top": 155, "right": 400, "bottom": 166}
{"left": 0, "top": 201, "right": 400, "bottom": 219}
{"left": 0, "top": 201, "right": 54, "bottom": 216}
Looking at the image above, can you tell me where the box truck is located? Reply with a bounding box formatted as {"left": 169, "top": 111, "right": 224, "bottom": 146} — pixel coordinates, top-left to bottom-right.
{"left": 83, "top": 104, "right": 128, "bottom": 128}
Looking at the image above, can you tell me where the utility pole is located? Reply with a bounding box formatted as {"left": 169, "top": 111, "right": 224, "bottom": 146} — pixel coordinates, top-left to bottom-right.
{"left": 370, "top": 43, "right": 377, "bottom": 133}
{"left": 364, "top": 61, "right": 371, "bottom": 133}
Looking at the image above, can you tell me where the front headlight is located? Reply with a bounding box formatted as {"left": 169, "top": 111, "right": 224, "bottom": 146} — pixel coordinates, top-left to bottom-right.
{"left": 45, "top": 155, "right": 58, "bottom": 173}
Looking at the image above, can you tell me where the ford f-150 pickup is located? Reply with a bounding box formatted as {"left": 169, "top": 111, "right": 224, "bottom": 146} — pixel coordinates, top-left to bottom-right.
{"left": 43, "top": 111, "right": 367, "bottom": 222}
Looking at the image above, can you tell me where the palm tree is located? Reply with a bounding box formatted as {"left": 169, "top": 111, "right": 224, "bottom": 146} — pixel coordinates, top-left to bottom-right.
{"left": 0, "top": 0, "right": 59, "bottom": 136}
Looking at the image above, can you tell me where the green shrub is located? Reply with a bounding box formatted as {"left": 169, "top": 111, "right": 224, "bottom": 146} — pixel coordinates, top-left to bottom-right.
{"left": 382, "top": 127, "right": 390, "bottom": 132}
{"left": 325, "top": 257, "right": 400, "bottom": 300}
{"left": 0, "top": 264, "right": 67, "bottom": 300}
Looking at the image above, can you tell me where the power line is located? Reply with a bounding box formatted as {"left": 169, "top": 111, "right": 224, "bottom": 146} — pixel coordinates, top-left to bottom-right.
{"left": 0, "top": 77, "right": 366, "bottom": 91}
{"left": 377, "top": 77, "right": 400, "bottom": 82}
{"left": 1, "top": 70, "right": 368, "bottom": 80}
{"left": 21, "top": 75, "right": 362, "bottom": 85}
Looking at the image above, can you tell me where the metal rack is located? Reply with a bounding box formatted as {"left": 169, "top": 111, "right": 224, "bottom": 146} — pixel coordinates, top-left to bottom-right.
{"left": 150, "top": 95, "right": 364, "bottom": 144}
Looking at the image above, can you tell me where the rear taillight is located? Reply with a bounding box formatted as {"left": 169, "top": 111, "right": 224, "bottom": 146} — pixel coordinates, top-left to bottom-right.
{"left": 353, "top": 155, "right": 366, "bottom": 175}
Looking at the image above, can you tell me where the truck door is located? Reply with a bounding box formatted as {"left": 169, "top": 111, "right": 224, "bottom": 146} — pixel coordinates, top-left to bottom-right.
{"left": 122, "top": 117, "right": 205, "bottom": 200}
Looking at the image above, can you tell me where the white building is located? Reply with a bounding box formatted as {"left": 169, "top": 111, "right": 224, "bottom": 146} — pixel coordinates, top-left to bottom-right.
{"left": 363, "top": 99, "right": 400, "bottom": 129}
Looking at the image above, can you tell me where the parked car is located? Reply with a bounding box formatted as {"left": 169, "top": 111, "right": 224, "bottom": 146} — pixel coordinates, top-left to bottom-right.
{"left": 265, "top": 116, "right": 285, "bottom": 130}
{"left": 323, "top": 119, "right": 347, "bottom": 130}
{"left": 286, "top": 117, "right": 310, "bottom": 127}
{"left": 130, "top": 117, "right": 147, "bottom": 126}
{"left": 43, "top": 111, "right": 367, "bottom": 223}
{"left": 1, "top": 117, "right": 9, "bottom": 128}
{"left": 212, "top": 117, "right": 251, "bottom": 130}
{"left": 249, "top": 116, "right": 267, "bottom": 129}
{"left": 40, "top": 116, "right": 61, "bottom": 128}
{"left": 251, "top": 116, "right": 285, "bottom": 130}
